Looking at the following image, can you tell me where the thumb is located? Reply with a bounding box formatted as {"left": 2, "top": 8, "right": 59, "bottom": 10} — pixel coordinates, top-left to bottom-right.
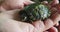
{"left": 23, "top": 0, "right": 35, "bottom": 6}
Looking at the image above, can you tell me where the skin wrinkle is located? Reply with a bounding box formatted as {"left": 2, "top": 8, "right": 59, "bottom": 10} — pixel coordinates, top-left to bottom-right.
{"left": 32, "top": 20, "right": 45, "bottom": 32}
{"left": 38, "top": 21, "right": 45, "bottom": 32}
{"left": 44, "top": 19, "right": 54, "bottom": 31}
{"left": 32, "top": 13, "right": 60, "bottom": 32}
{"left": 50, "top": 13, "right": 60, "bottom": 24}
{"left": 44, "top": 13, "right": 60, "bottom": 31}
{"left": 28, "top": 24, "right": 34, "bottom": 32}
{"left": 32, "top": 19, "right": 54, "bottom": 32}
{"left": 17, "top": 22, "right": 30, "bottom": 32}
{"left": 39, "top": 21, "right": 45, "bottom": 31}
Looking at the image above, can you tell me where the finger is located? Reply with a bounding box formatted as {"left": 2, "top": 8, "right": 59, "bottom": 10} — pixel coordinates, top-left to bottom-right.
{"left": 32, "top": 13, "right": 60, "bottom": 32}
{"left": 32, "top": 19, "right": 56, "bottom": 32}
{"left": 50, "top": 0, "right": 59, "bottom": 6}
{"left": 54, "top": 4, "right": 60, "bottom": 14}
{"left": 18, "top": 20, "right": 46, "bottom": 32}
{"left": 42, "top": 1, "right": 48, "bottom": 4}
{"left": 0, "top": 19, "right": 23, "bottom": 32}
{"left": 53, "top": 0, "right": 59, "bottom": 4}
{"left": 44, "top": 31, "right": 49, "bottom": 32}
{"left": 44, "top": 19, "right": 54, "bottom": 30}
{"left": 48, "top": 27, "right": 58, "bottom": 32}
{"left": 23, "top": 0, "right": 35, "bottom": 6}
{"left": 1, "top": 0, "right": 24, "bottom": 10}
{"left": 55, "top": 22, "right": 59, "bottom": 26}
{"left": 0, "top": 6, "right": 6, "bottom": 12}
{"left": 0, "top": 9, "right": 21, "bottom": 20}
{"left": 44, "top": 13, "right": 60, "bottom": 30}
{"left": 18, "top": 22, "right": 35, "bottom": 32}
{"left": 50, "top": 12, "right": 60, "bottom": 24}
{"left": 58, "top": 25, "right": 60, "bottom": 32}
{"left": 32, "top": 20, "right": 45, "bottom": 32}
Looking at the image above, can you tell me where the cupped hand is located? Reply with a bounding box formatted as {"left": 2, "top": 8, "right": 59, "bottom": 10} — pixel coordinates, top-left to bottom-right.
{"left": 0, "top": 0, "right": 34, "bottom": 10}
{"left": 0, "top": 0, "right": 60, "bottom": 32}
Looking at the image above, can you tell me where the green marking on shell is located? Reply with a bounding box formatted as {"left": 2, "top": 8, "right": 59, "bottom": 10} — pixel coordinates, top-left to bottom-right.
{"left": 19, "top": 3, "right": 51, "bottom": 23}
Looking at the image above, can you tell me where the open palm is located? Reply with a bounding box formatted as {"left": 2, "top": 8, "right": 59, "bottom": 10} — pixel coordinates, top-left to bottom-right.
{"left": 0, "top": 0, "right": 60, "bottom": 32}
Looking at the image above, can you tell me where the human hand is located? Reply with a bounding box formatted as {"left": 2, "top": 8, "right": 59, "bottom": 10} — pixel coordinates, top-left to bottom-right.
{"left": 0, "top": 0, "right": 60, "bottom": 32}
{"left": 0, "top": 0, "right": 34, "bottom": 10}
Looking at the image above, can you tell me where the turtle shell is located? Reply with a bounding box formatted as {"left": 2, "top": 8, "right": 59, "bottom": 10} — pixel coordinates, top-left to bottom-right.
{"left": 19, "top": 3, "right": 51, "bottom": 23}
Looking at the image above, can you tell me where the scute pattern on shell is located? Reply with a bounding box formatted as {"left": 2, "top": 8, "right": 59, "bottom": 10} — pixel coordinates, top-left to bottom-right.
{"left": 19, "top": 3, "right": 51, "bottom": 23}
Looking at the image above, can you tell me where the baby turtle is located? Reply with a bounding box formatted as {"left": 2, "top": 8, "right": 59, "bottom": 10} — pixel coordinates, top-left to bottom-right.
{"left": 19, "top": 3, "right": 51, "bottom": 23}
